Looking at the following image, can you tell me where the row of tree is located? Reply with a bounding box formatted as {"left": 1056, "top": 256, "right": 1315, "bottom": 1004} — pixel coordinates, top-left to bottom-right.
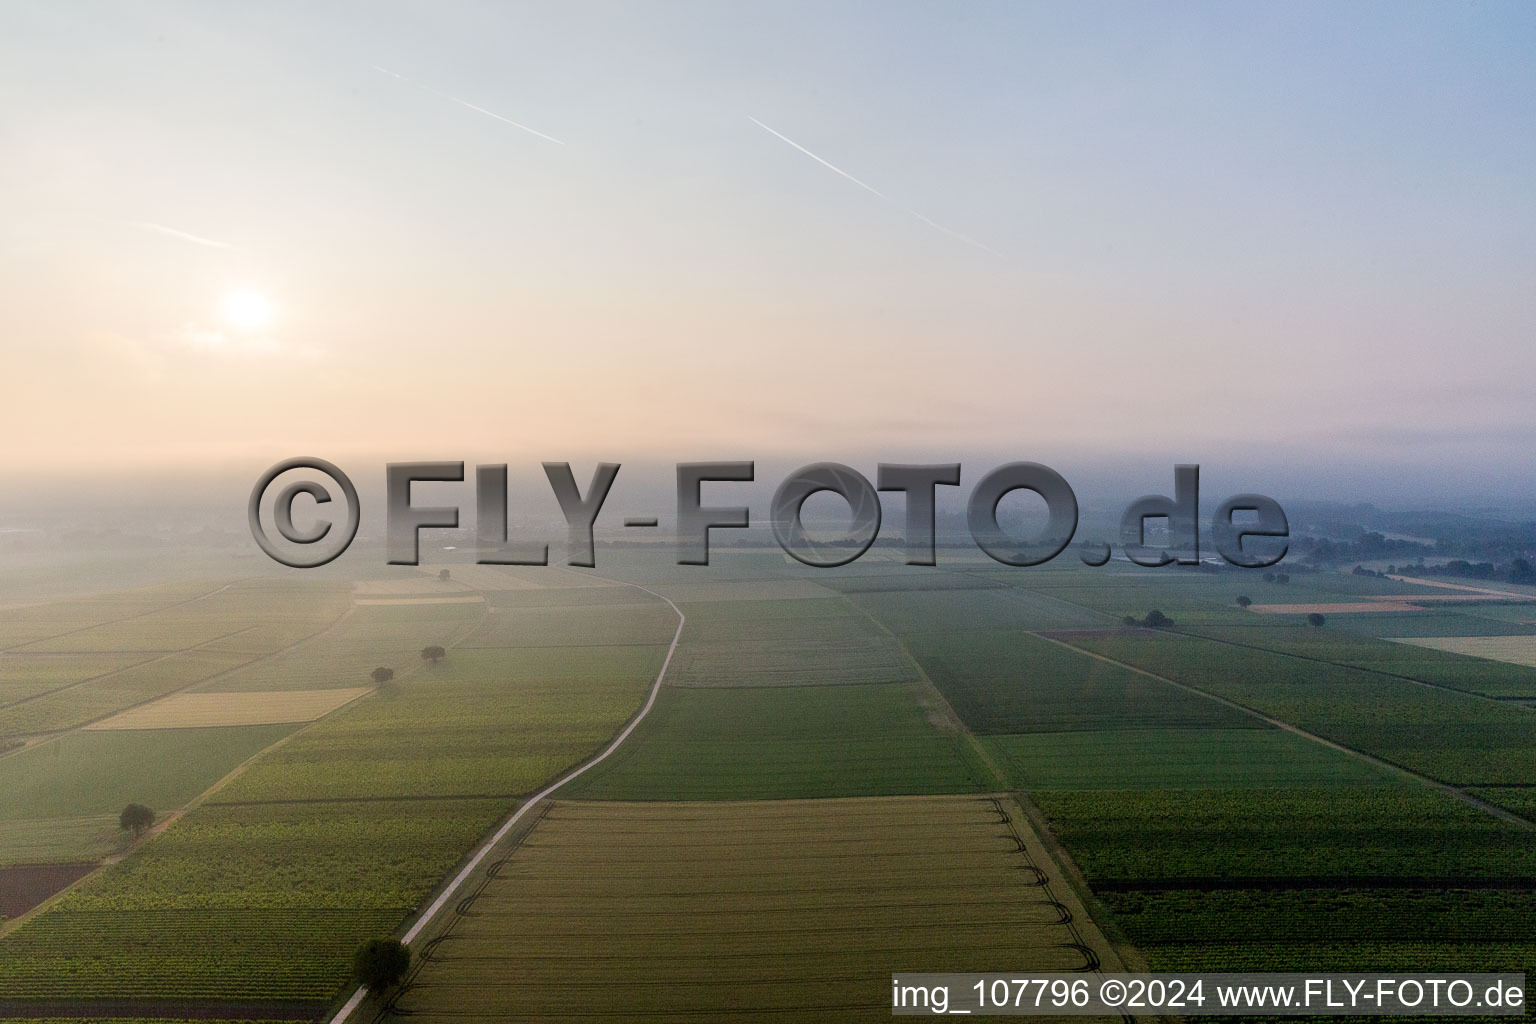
{"left": 1235, "top": 594, "right": 1325, "bottom": 626}
{"left": 371, "top": 646, "right": 449, "bottom": 686}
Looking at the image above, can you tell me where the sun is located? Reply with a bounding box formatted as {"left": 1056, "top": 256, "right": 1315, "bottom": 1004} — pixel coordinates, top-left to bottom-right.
{"left": 220, "top": 288, "right": 275, "bottom": 334}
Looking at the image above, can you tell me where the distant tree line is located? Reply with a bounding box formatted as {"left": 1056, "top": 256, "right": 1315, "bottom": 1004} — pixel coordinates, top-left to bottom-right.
{"left": 1296, "top": 531, "right": 1434, "bottom": 565}
{"left": 1292, "top": 508, "right": 1536, "bottom": 565}
{"left": 1385, "top": 558, "right": 1536, "bottom": 585}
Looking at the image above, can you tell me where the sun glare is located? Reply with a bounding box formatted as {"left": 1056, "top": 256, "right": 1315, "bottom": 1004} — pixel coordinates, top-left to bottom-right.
{"left": 220, "top": 288, "right": 275, "bottom": 334}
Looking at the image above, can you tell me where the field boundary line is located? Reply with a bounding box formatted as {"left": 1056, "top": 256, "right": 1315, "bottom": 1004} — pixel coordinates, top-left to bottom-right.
{"left": 0, "top": 626, "right": 256, "bottom": 720}
{"left": 0, "top": 583, "right": 466, "bottom": 940}
{"left": 326, "top": 579, "right": 686, "bottom": 1024}
{"left": 0, "top": 580, "right": 237, "bottom": 654}
{"left": 0, "top": 652, "right": 164, "bottom": 712}
{"left": 973, "top": 565, "right": 1536, "bottom": 704}
{"left": 0, "top": 609, "right": 400, "bottom": 940}
{"left": 1172, "top": 625, "right": 1536, "bottom": 707}
{"left": 1037, "top": 632, "right": 1536, "bottom": 832}
{"left": 1386, "top": 574, "right": 1536, "bottom": 600}
{"left": 0, "top": 581, "right": 498, "bottom": 941}
{"left": 830, "top": 590, "right": 1005, "bottom": 788}
{"left": 0, "top": 592, "right": 361, "bottom": 756}
{"left": 837, "top": 588, "right": 1147, "bottom": 986}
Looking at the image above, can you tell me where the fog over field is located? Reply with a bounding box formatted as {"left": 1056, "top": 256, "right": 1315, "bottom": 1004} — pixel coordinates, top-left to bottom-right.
{"left": 3, "top": 2, "right": 1534, "bottom": 505}
{"left": 3, "top": 3, "right": 1535, "bottom": 1022}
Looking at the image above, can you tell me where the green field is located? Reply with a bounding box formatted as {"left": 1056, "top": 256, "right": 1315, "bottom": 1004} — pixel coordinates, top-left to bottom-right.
{"left": 0, "top": 580, "right": 234, "bottom": 651}
{"left": 1468, "top": 786, "right": 1536, "bottom": 819}
{"left": 0, "top": 653, "right": 152, "bottom": 707}
{"left": 212, "top": 648, "right": 657, "bottom": 802}
{"left": 1032, "top": 786, "right": 1536, "bottom": 882}
{"left": 1104, "top": 888, "right": 1536, "bottom": 973}
{"left": 0, "top": 725, "right": 296, "bottom": 823}
{"left": 1185, "top": 624, "right": 1536, "bottom": 698}
{"left": 198, "top": 599, "right": 482, "bottom": 694}
{"left": 905, "top": 629, "right": 1256, "bottom": 733}
{"left": 563, "top": 682, "right": 988, "bottom": 800}
{"left": 0, "top": 651, "right": 260, "bottom": 735}
{"left": 986, "top": 728, "right": 1392, "bottom": 789}
{"left": 846, "top": 583, "right": 1116, "bottom": 634}
{"left": 659, "top": 596, "right": 916, "bottom": 687}
{"left": 1330, "top": 611, "right": 1536, "bottom": 637}
{"left": 1062, "top": 631, "right": 1536, "bottom": 784}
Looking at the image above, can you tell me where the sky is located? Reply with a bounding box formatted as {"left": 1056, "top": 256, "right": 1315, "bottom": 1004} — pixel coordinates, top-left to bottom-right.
{"left": 3, "top": 1, "right": 1535, "bottom": 505}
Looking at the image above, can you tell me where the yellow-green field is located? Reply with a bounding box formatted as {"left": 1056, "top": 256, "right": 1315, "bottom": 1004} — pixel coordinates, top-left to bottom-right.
{"left": 83, "top": 687, "right": 374, "bottom": 730}
{"left": 388, "top": 796, "right": 1119, "bottom": 1023}
{"left": 1393, "top": 634, "right": 1536, "bottom": 668}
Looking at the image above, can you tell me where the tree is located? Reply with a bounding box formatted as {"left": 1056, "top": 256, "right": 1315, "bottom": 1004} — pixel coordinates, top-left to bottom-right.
{"left": 1236, "top": 596, "right": 1252, "bottom": 609}
{"left": 438, "top": 568, "right": 451, "bottom": 581}
{"left": 421, "top": 645, "right": 447, "bottom": 665}
{"left": 1275, "top": 573, "right": 1290, "bottom": 584}
{"left": 119, "top": 803, "right": 155, "bottom": 837}
{"left": 1307, "top": 612, "right": 1326, "bottom": 627}
{"left": 1122, "top": 615, "right": 1139, "bottom": 627}
{"left": 1263, "top": 572, "right": 1276, "bottom": 583}
{"left": 371, "top": 667, "right": 395, "bottom": 685}
{"left": 352, "top": 938, "right": 411, "bottom": 990}
{"left": 1142, "top": 609, "right": 1173, "bottom": 629}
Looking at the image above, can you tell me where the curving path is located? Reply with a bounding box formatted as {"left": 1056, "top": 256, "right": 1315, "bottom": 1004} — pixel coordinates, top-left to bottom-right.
{"left": 327, "top": 581, "right": 685, "bottom": 1024}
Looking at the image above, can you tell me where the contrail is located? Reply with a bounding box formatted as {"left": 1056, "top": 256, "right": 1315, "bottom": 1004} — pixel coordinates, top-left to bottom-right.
{"left": 747, "top": 116, "right": 1002, "bottom": 258}
{"left": 747, "top": 116, "right": 889, "bottom": 201}
{"left": 900, "top": 208, "right": 1005, "bottom": 258}
{"left": 131, "top": 222, "right": 235, "bottom": 249}
{"left": 371, "top": 64, "right": 565, "bottom": 146}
